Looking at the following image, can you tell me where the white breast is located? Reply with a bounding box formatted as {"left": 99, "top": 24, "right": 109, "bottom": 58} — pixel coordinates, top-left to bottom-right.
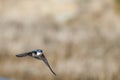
{"left": 37, "top": 52, "right": 42, "bottom": 56}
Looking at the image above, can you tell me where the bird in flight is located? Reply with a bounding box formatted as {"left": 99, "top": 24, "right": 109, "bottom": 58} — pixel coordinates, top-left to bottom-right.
{"left": 16, "top": 49, "right": 56, "bottom": 76}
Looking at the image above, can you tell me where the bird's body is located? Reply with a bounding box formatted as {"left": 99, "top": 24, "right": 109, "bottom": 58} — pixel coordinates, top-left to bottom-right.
{"left": 16, "top": 49, "right": 56, "bottom": 76}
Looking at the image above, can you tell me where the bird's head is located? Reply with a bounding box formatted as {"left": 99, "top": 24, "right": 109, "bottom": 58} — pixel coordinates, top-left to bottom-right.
{"left": 31, "top": 49, "right": 43, "bottom": 57}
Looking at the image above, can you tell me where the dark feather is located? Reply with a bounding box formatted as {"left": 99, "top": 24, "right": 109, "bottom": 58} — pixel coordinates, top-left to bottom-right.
{"left": 41, "top": 54, "right": 56, "bottom": 76}
{"left": 16, "top": 53, "right": 29, "bottom": 57}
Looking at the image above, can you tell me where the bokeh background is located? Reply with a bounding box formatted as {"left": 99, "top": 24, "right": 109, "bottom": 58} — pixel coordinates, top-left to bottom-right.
{"left": 0, "top": 0, "right": 120, "bottom": 80}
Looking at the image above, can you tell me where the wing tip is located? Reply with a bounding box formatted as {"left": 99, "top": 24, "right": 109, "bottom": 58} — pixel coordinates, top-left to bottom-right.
{"left": 16, "top": 54, "right": 21, "bottom": 57}
{"left": 16, "top": 54, "right": 26, "bottom": 57}
{"left": 53, "top": 72, "right": 56, "bottom": 76}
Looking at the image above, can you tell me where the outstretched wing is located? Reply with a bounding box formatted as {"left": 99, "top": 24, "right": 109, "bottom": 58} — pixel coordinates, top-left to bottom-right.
{"left": 16, "top": 51, "right": 32, "bottom": 57}
{"left": 41, "top": 54, "right": 56, "bottom": 76}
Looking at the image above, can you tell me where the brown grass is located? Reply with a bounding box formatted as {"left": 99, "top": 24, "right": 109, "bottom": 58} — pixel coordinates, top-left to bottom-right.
{"left": 0, "top": 0, "right": 120, "bottom": 80}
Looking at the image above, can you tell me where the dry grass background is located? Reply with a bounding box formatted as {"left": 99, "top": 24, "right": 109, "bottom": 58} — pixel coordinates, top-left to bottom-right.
{"left": 0, "top": 0, "right": 120, "bottom": 80}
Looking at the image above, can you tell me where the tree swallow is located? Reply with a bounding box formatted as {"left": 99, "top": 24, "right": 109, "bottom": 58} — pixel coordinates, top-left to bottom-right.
{"left": 16, "top": 49, "right": 56, "bottom": 76}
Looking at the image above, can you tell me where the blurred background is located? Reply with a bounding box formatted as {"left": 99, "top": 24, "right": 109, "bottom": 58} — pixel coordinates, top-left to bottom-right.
{"left": 0, "top": 0, "right": 120, "bottom": 80}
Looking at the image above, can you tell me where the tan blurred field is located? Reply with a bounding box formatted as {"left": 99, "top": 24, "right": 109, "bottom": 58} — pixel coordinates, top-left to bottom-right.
{"left": 0, "top": 0, "right": 120, "bottom": 80}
